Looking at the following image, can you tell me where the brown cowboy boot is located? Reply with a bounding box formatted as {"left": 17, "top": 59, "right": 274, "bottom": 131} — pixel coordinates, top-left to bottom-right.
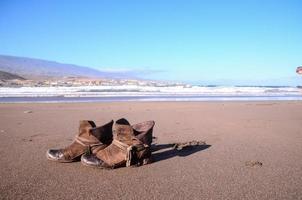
{"left": 46, "top": 120, "right": 113, "bottom": 162}
{"left": 81, "top": 118, "right": 153, "bottom": 169}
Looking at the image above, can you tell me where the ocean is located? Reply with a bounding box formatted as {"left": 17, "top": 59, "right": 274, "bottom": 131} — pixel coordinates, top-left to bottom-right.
{"left": 0, "top": 85, "right": 302, "bottom": 103}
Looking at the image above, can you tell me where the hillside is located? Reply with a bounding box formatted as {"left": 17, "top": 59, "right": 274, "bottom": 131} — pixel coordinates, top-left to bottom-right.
{"left": 0, "top": 55, "right": 128, "bottom": 79}
{"left": 0, "top": 70, "right": 26, "bottom": 80}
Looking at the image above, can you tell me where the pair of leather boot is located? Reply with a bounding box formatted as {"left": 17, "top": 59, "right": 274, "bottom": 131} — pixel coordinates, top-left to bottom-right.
{"left": 46, "top": 118, "right": 155, "bottom": 169}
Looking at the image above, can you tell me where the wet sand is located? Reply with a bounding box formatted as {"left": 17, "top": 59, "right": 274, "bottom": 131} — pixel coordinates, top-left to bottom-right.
{"left": 0, "top": 101, "right": 302, "bottom": 199}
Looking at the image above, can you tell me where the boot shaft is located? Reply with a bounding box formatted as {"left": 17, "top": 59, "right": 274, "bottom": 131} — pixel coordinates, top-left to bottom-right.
{"left": 132, "top": 120, "right": 155, "bottom": 146}
{"left": 78, "top": 120, "right": 96, "bottom": 134}
{"left": 89, "top": 120, "right": 113, "bottom": 154}
{"left": 74, "top": 120, "right": 100, "bottom": 146}
{"left": 90, "top": 120, "right": 113, "bottom": 144}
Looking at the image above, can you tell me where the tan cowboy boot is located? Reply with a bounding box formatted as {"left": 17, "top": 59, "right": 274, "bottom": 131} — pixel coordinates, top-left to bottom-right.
{"left": 46, "top": 120, "right": 113, "bottom": 162}
{"left": 81, "top": 118, "right": 153, "bottom": 169}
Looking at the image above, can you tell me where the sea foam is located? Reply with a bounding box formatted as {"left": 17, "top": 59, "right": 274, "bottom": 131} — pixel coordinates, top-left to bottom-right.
{"left": 0, "top": 85, "right": 301, "bottom": 98}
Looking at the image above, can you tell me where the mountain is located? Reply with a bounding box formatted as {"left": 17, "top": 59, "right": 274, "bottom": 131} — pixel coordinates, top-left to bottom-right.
{"left": 0, "top": 55, "right": 135, "bottom": 79}
{"left": 0, "top": 70, "right": 26, "bottom": 80}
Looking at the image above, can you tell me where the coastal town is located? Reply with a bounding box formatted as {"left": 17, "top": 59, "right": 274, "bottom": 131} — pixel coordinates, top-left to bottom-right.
{"left": 0, "top": 76, "right": 188, "bottom": 88}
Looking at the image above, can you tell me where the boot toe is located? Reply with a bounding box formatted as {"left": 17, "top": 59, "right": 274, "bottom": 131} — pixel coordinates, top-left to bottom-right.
{"left": 81, "top": 153, "right": 103, "bottom": 167}
{"left": 46, "top": 149, "right": 66, "bottom": 162}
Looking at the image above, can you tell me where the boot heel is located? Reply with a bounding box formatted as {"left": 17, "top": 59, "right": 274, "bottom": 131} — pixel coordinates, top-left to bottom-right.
{"left": 142, "top": 157, "right": 152, "bottom": 165}
{"left": 132, "top": 157, "right": 151, "bottom": 167}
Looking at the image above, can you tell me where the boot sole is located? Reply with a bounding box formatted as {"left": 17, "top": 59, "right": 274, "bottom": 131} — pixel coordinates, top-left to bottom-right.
{"left": 80, "top": 157, "right": 152, "bottom": 169}
{"left": 80, "top": 159, "right": 114, "bottom": 170}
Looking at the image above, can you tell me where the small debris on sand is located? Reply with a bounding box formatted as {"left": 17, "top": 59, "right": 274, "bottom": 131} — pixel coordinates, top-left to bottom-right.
{"left": 24, "top": 110, "right": 33, "bottom": 114}
{"left": 21, "top": 138, "right": 33, "bottom": 142}
{"left": 245, "top": 160, "right": 263, "bottom": 167}
{"left": 173, "top": 140, "right": 206, "bottom": 150}
{"left": 152, "top": 136, "right": 158, "bottom": 142}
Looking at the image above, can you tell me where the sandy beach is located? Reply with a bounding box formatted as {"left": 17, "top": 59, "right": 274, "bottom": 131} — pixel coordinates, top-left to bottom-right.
{"left": 0, "top": 101, "right": 301, "bottom": 199}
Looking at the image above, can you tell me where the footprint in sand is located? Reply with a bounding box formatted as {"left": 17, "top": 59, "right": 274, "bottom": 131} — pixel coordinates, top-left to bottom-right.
{"left": 21, "top": 133, "right": 47, "bottom": 142}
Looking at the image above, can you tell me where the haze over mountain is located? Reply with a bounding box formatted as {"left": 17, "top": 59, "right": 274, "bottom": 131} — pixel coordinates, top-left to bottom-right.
{"left": 0, "top": 55, "right": 148, "bottom": 80}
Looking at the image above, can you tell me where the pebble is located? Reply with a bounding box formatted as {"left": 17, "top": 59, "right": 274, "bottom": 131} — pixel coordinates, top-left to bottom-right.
{"left": 24, "top": 110, "right": 33, "bottom": 114}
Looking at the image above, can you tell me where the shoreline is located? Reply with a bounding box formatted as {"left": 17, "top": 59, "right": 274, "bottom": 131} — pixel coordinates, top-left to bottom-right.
{"left": 1, "top": 95, "right": 302, "bottom": 103}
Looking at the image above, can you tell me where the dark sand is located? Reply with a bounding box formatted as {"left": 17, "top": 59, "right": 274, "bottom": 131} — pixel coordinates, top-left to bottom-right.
{"left": 0, "top": 102, "right": 302, "bottom": 199}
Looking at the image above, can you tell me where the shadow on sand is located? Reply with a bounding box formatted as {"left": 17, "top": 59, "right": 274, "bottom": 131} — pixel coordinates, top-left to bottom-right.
{"left": 151, "top": 142, "right": 211, "bottom": 163}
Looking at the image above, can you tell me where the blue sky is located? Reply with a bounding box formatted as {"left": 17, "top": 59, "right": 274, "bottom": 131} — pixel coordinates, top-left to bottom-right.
{"left": 0, "top": 0, "right": 301, "bottom": 85}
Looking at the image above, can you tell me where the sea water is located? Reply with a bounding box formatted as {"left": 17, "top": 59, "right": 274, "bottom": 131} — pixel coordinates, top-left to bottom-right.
{"left": 0, "top": 85, "right": 302, "bottom": 102}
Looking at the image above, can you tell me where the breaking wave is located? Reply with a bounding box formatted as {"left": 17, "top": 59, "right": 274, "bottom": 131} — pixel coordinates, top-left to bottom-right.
{"left": 0, "top": 85, "right": 301, "bottom": 98}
